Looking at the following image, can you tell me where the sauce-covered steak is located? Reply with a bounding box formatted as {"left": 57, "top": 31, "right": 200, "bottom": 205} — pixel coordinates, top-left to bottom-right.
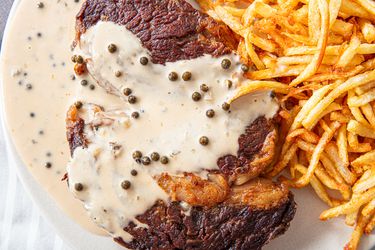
{"left": 66, "top": 104, "right": 295, "bottom": 250}
{"left": 67, "top": 0, "right": 297, "bottom": 249}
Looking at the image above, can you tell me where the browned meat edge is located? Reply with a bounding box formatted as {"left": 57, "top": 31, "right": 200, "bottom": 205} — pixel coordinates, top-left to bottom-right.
{"left": 75, "top": 0, "right": 239, "bottom": 64}
{"left": 114, "top": 196, "right": 296, "bottom": 250}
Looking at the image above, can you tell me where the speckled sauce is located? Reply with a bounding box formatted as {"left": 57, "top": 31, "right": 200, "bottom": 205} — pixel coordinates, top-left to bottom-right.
{"left": 1, "top": 0, "right": 278, "bottom": 242}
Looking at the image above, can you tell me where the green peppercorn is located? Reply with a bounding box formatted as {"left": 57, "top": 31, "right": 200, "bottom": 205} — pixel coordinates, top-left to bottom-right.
{"left": 200, "top": 84, "right": 209, "bottom": 92}
{"left": 168, "top": 72, "right": 178, "bottom": 81}
{"left": 131, "top": 112, "right": 139, "bottom": 119}
{"left": 225, "top": 79, "right": 233, "bottom": 89}
{"left": 121, "top": 180, "right": 131, "bottom": 190}
{"left": 123, "top": 88, "right": 132, "bottom": 96}
{"left": 222, "top": 102, "right": 230, "bottom": 111}
{"left": 76, "top": 55, "right": 84, "bottom": 64}
{"left": 199, "top": 136, "right": 209, "bottom": 146}
{"left": 108, "top": 44, "right": 117, "bottom": 53}
{"left": 182, "top": 71, "right": 192, "bottom": 81}
{"left": 45, "top": 162, "right": 52, "bottom": 169}
{"left": 141, "top": 156, "right": 151, "bottom": 165}
{"left": 206, "top": 109, "right": 215, "bottom": 118}
{"left": 151, "top": 152, "right": 160, "bottom": 161}
{"left": 160, "top": 156, "right": 169, "bottom": 164}
{"left": 192, "top": 92, "right": 201, "bottom": 101}
{"left": 89, "top": 84, "right": 95, "bottom": 90}
{"left": 115, "top": 71, "right": 122, "bottom": 77}
{"left": 74, "top": 183, "right": 84, "bottom": 191}
{"left": 132, "top": 150, "right": 142, "bottom": 159}
{"left": 81, "top": 79, "right": 88, "bottom": 86}
{"left": 140, "top": 57, "right": 148, "bottom": 65}
{"left": 74, "top": 101, "right": 83, "bottom": 109}
{"left": 130, "top": 169, "right": 138, "bottom": 176}
{"left": 221, "top": 59, "right": 231, "bottom": 69}
{"left": 128, "top": 95, "right": 137, "bottom": 104}
{"left": 241, "top": 64, "right": 249, "bottom": 72}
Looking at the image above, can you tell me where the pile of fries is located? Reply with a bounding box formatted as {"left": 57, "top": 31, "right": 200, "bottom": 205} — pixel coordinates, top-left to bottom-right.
{"left": 197, "top": 0, "right": 375, "bottom": 249}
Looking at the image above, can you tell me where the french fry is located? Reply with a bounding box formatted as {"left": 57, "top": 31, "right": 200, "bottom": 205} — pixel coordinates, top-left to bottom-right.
{"left": 320, "top": 187, "right": 375, "bottom": 220}
{"left": 294, "top": 122, "right": 341, "bottom": 187}
{"left": 347, "top": 120, "right": 375, "bottom": 139}
{"left": 355, "top": 0, "right": 375, "bottom": 16}
{"left": 302, "top": 69, "right": 375, "bottom": 130}
{"left": 290, "top": 0, "right": 329, "bottom": 86}
{"left": 346, "top": 211, "right": 358, "bottom": 227}
{"left": 359, "top": 18, "right": 375, "bottom": 43}
{"left": 336, "top": 31, "right": 361, "bottom": 68}
{"left": 344, "top": 209, "right": 375, "bottom": 250}
{"left": 295, "top": 164, "right": 334, "bottom": 207}
{"left": 329, "top": 0, "right": 342, "bottom": 28}
{"left": 352, "top": 149, "right": 375, "bottom": 169}
{"left": 337, "top": 124, "right": 349, "bottom": 167}
{"left": 348, "top": 88, "right": 375, "bottom": 107}
{"left": 365, "top": 214, "right": 375, "bottom": 235}
{"left": 228, "top": 80, "right": 289, "bottom": 103}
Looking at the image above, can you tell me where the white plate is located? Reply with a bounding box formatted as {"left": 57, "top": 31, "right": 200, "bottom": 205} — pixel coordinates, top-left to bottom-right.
{"left": 0, "top": 1, "right": 374, "bottom": 250}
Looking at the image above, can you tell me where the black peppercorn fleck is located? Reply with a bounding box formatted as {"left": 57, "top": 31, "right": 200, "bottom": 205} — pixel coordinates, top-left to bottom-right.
{"left": 76, "top": 55, "right": 84, "bottom": 64}
{"left": 74, "top": 101, "right": 83, "bottom": 109}
{"left": 192, "top": 92, "right": 201, "bottom": 101}
{"left": 81, "top": 79, "right": 88, "bottom": 86}
{"left": 200, "top": 84, "right": 209, "bottom": 92}
{"left": 130, "top": 169, "right": 138, "bottom": 176}
{"left": 141, "top": 156, "right": 151, "bottom": 165}
{"left": 168, "top": 72, "right": 178, "bottom": 81}
{"left": 140, "top": 57, "right": 148, "bottom": 65}
{"left": 131, "top": 112, "right": 139, "bottom": 119}
{"left": 160, "top": 156, "right": 169, "bottom": 164}
{"left": 206, "top": 109, "right": 215, "bottom": 118}
{"left": 241, "top": 64, "right": 249, "bottom": 72}
{"left": 182, "top": 72, "right": 192, "bottom": 81}
{"left": 45, "top": 162, "right": 52, "bottom": 168}
{"left": 121, "top": 180, "right": 131, "bottom": 190}
{"left": 199, "top": 136, "right": 209, "bottom": 146}
{"left": 108, "top": 44, "right": 117, "bottom": 53}
{"left": 30, "top": 112, "right": 35, "bottom": 118}
{"left": 132, "top": 151, "right": 142, "bottom": 159}
{"left": 270, "top": 91, "right": 276, "bottom": 98}
{"left": 26, "top": 84, "right": 33, "bottom": 90}
{"left": 128, "top": 95, "right": 137, "bottom": 104}
{"left": 225, "top": 79, "right": 233, "bottom": 89}
{"left": 74, "top": 183, "right": 84, "bottom": 191}
{"left": 89, "top": 84, "right": 95, "bottom": 90}
{"left": 123, "top": 88, "right": 132, "bottom": 96}
{"left": 151, "top": 152, "right": 160, "bottom": 161}
{"left": 222, "top": 102, "right": 230, "bottom": 111}
{"left": 37, "top": 2, "right": 44, "bottom": 8}
{"left": 221, "top": 59, "right": 231, "bottom": 69}
{"left": 115, "top": 71, "right": 122, "bottom": 77}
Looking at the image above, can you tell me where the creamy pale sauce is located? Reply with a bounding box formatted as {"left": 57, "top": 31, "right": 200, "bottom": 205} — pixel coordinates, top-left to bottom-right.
{"left": 67, "top": 21, "right": 278, "bottom": 239}
{"left": 1, "top": 0, "right": 277, "bottom": 242}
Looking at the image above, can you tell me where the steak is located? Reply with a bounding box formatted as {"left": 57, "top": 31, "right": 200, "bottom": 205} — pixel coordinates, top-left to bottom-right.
{"left": 68, "top": 0, "right": 297, "bottom": 249}
{"left": 66, "top": 104, "right": 295, "bottom": 250}
{"left": 75, "top": 0, "right": 239, "bottom": 65}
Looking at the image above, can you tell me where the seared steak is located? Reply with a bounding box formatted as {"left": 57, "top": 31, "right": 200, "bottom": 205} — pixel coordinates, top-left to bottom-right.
{"left": 75, "top": 0, "right": 239, "bottom": 65}
{"left": 66, "top": 104, "right": 295, "bottom": 250}
{"left": 68, "top": 0, "right": 297, "bottom": 249}
{"left": 115, "top": 183, "right": 295, "bottom": 250}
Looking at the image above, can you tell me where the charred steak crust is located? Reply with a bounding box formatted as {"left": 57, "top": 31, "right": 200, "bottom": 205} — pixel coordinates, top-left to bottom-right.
{"left": 217, "top": 116, "right": 278, "bottom": 178}
{"left": 66, "top": 105, "right": 87, "bottom": 154}
{"left": 114, "top": 195, "right": 296, "bottom": 250}
{"left": 75, "top": 0, "right": 239, "bottom": 64}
